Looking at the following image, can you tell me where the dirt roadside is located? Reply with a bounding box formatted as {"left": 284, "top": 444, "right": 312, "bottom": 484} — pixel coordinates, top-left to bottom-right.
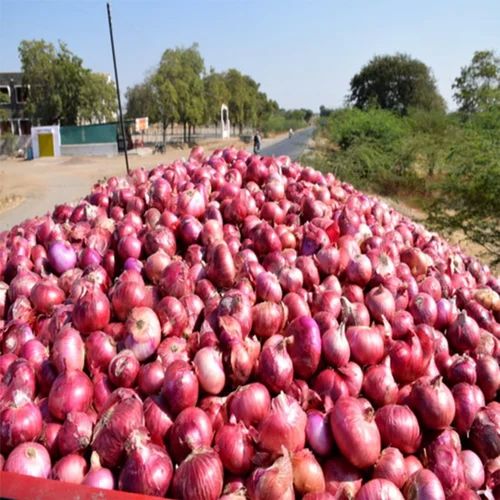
{"left": 0, "top": 134, "right": 285, "bottom": 231}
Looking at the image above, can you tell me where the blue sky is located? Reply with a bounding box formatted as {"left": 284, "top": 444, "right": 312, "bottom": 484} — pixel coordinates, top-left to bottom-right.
{"left": 1, "top": 0, "right": 499, "bottom": 111}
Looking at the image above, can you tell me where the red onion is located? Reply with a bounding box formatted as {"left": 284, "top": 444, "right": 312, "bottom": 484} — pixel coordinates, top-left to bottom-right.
{"left": 51, "top": 453, "right": 87, "bottom": 483}
{"left": 124, "top": 306, "right": 161, "bottom": 361}
{"left": 47, "top": 241, "right": 77, "bottom": 275}
{"left": 119, "top": 438, "right": 173, "bottom": 496}
{"left": 427, "top": 443, "right": 465, "bottom": 496}
{"left": 257, "top": 335, "right": 293, "bottom": 394}
{"left": 306, "top": 410, "right": 334, "bottom": 456}
{"left": 207, "top": 242, "right": 236, "bottom": 289}
{"left": 286, "top": 316, "right": 322, "bottom": 379}
{"left": 323, "top": 457, "right": 362, "bottom": 498}
{"left": 40, "top": 422, "right": 61, "bottom": 458}
{"left": 82, "top": 452, "right": 114, "bottom": 490}
{"left": 3, "top": 358, "right": 36, "bottom": 399}
{"left": 173, "top": 448, "right": 224, "bottom": 500}
{"left": 372, "top": 447, "right": 408, "bottom": 488}
{"left": 475, "top": 354, "right": 500, "bottom": 402}
{"left": 51, "top": 326, "right": 85, "bottom": 373}
{"left": 91, "top": 391, "right": 144, "bottom": 468}
{"left": 403, "top": 469, "right": 445, "bottom": 500}
{"left": 461, "top": 450, "right": 484, "bottom": 490}
{"left": 329, "top": 396, "right": 381, "bottom": 468}
{"left": 356, "top": 479, "right": 404, "bottom": 499}
{"left": 362, "top": 364, "right": 399, "bottom": 407}
{"left": 193, "top": 347, "right": 225, "bottom": 395}
{"left": 322, "top": 324, "right": 350, "bottom": 367}
{"left": 57, "top": 410, "right": 93, "bottom": 456}
{"left": 108, "top": 349, "right": 140, "bottom": 388}
{"left": 19, "top": 339, "right": 48, "bottom": 371}
{"left": 29, "top": 281, "right": 65, "bottom": 315}
{"left": 155, "top": 296, "right": 189, "bottom": 337}
{"left": 247, "top": 451, "right": 294, "bottom": 500}
{"left": 228, "top": 382, "right": 271, "bottom": 427}
{"left": 283, "top": 292, "right": 311, "bottom": 321}
{"left": 255, "top": 271, "right": 282, "bottom": 303}
{"left": 2, "top": 321, "right": 34, "bottom": 355}
{"left": 345, "top": 254, "right": 372, "bottom": 286}
{"left": 137, "top": 360, "right": 164, "bottom": 396}
{"left": 375, "top": 404, "right": 422, "bottom": 454}
{"left": 405, "top": 456, "right": 423, "bottom": 477}
{"left": 0, "top": 391, "right": 42, "bottom": 451}
{"left": 448, "top": 311, "right": 480, "bottom": 353}
{"left": 258, "top": 392, "right": 307, "bottom": 454}
{"left": 346, "top": 325, "right": 384, "bottom": 366}
{"left": 48, "top": 369, "right": 93, "bottom": 421}
{"left": 160, "top": 260, "right": 195, "bottom": 299}
{"left": 365, "top": 285, "right": 395, "bottom": 323}
{"left": 315, "top": 246, "right": 340, "bottom": 275}
{"left": 161, "top": 360, "right": 199, "bottom": 415}
{"left": 447, "top": 354, "right": 477, "bottom": 386}
{"left": 292, "top": 448, "right": 326, "bottom": 495}
{"left": 409, "top": 292, "right": 437, "bottom": 326}
{"left": 72, "top": 285, "right": 111, "bottom": 333}
{"left": 215, "top": 420, "right": 255, "bottom": 475}
{"left": 469, "top": 402, "right": 500, "bottom": 461}
{"left": 251, "top": 301, "right": 286, "bottom": 338}
{"left": 5, "top": 442, "right": 51, "bottom": 478}
{"left": 111, "top": 279, "right": 147, "bottom": 320}
{"left": 409, "top": 376, "right": 455, "bottom": 430}
{"left": 85, "top": 330, "right": 116, "bottom": 374}
{"left": 143, "top": 395, "right": 173, "bottom": 445}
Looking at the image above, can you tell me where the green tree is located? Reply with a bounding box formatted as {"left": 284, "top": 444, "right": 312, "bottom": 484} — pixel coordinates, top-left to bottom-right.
{"left": 349, "top": 54, "right": 446, "bottom": 115}
{"left": 0, "top": 92, "right": 9, "bottom": 121}
{"left": 225, "top": 69, "right": 247, "bottom": 134}
{"left": 125, "top": 82, "right": 156, "bottom": 120}
{"left": 19, "top": 40, "right": 87, "bottom": 125}
{"left": 453, "top": 50, "right": 500, "bottom": 114}
{"left": 204, "top": 69, "right": 229, "bottom": 131}
{"left": 78, "top": 72, "right": 117, "bottom": 124}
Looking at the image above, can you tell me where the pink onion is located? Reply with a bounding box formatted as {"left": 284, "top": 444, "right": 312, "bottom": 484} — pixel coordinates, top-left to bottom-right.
{"left": 362, "top": 364, "right": 399, "bottom": 407}
{"left": 448, "top": 311, "right": 481, "bottom": 353}
{"left": 322, "top": 323, "right": 350, "bottom": 367}
{"left": 329, "top": 396, "right": 381, "bottom": 468}
{"left": 323, "top": 457, "right": 362, "bottom": 498}
{"left": 72, "top": 285, "right": 111, "bottom": 333}
{"left": 228, "top": 382, "right": 271, "bottom": 427}
{"left": 403, "top": 469, "right": 445, "bottom": 500}
{"left": 82, "top": 452, "right": 114, "bottom": 490}
{"left": 346, "top": 326, "right": 384, "bottom": 366}
{"left": 475, "top": 354, "right": 500, "bottom": 402}
{"left": 292, "top": 448, "right": 326, "bottom": 495}
{"left": 124, "top": 306, "right": 161, "bottom": 361}
{"left": 215, "top": 420, "right": 255, "bottom": 475}
{"left": 51, "top": 326, "right": 85, "bottom": 373}
{"left": 47, "top": 241, "right": 77, "bottom": 275}
{"left": 57, "top": 410, "right": 93, "bottom": 456}
{"left": 5, "top": 442, "right": 51, "bottom": 478}
{"left": 469, "top": 402, "right": 500, "bottom": 461}
{"left": 356, "top": 479, "right": 404, "bottom": 499}
{"left": 306, "top": 410, "right": 334, "bottom": 456}
{"left": 286, "top": 316, "right": 322, "bottom": 379}
{"left": 365, "top": 285, "right": 395, "bottom": 323}
{"left": 51, "top": 453, "right": 87, "bottom": 483}
{"left": 161, "top": 360, "right": 199, "bottom": 415}
{"left": 85, "top": 330, "right": 116, "bottom": 374}
{"left": 194, "top": 347, "right": 226, "bottom": 395}
{"left": 372, "top": 447, "right": 408, "bottom": 488}
{"left": 257, "top": 335, "right": 293, "bottom": 394}
{"left": 461, "top": 450, "right": 485, "bottom": 490}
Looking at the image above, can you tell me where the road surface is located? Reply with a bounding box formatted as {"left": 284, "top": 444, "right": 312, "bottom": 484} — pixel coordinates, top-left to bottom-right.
{"left": 260, "top": 126, "right": 314, "bottom": 160}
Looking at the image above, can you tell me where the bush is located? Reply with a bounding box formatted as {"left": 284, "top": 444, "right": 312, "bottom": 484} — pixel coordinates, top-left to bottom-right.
{"left": 0, "top": 133, "right": 19, "bottom": 156}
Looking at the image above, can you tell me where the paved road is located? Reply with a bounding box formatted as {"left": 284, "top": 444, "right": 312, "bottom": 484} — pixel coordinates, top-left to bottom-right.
{"left": 260, "top": 126, "right": 315, "bottom": 160}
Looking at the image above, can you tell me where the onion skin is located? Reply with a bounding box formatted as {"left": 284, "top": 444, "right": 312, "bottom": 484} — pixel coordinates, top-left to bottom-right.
{"left": 286, "top": 316, "right": 322, "bottom": 379}
{"left": 469, "top": 402, "right": 500, "bottom": 462}
{"left": 228, "top": 383, "right": 271, "bottom": 428}
{"left": 356, "top": 479, "right": 404, "bottom": 500}
{"left": 329, "top": 396, "right": 381, "bottom": 469}
{"left": 306, "top": 410, "right": 334, "bottom": 457}
{"left": 292, "top": 448, "right": 326, "bottom": 495}
{"left": 323, "top": 457, "right": 362, "bottom": 498}
{"left": 402, "top": 469, "right": 445, "bottom": 500}
{"left": 50, "top": 453, "right": 88, "bottom": 483}
{"left": 461, "top": 450, "right": 485, "bottom": 490}
{"left": 215, "top": 421, "right": 255, "bottom": 475}
{"left": 4, "top": 442, "right": 51, "bottom": 478}
{"left": 426, "top": 443, "right": 465, "bottom": 496}
{"left": 161, "top": 360, "right": 199, "bottom": 416}
{"left": 247, "top": 451, "right": 294, "bottom": 500}
{"left": 452, "top": 383, "right": 485, "bottom": 434}
{"left": 173, "top": 448, "right": 224, "bottom": 500}
{"left": 124, "top": 307, "right": 161, "bottom": 362}
{"left": 257, "top": 335, "right": 293, "bottom": 394}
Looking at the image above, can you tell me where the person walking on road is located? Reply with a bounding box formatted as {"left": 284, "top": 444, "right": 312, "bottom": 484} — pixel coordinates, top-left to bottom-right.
{"left": 253, "top": 130, "right": 262, "bottom": 154}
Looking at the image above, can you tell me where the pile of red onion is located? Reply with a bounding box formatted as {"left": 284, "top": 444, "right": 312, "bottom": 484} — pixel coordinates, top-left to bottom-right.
{"left": 0, "top": 145, "right": 499, "bottom": 500}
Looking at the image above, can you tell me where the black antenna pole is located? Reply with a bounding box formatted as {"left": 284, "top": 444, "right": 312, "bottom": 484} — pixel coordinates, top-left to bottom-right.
{"left": 107, "top": 2, "right": 130, "bottom": 175}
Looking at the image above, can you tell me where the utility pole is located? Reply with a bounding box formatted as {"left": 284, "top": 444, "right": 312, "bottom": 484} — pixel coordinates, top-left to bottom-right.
{"left": 107, "top": 2, "right": 130, "bottom": 175}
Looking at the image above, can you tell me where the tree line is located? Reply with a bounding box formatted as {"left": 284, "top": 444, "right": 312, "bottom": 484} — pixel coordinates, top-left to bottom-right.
{"left": 125, "top": 43, "right": 313, "bottom": 143}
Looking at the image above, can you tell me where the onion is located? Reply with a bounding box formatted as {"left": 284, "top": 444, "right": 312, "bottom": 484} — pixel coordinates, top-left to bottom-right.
{"left": 48, "top": 369, "right": 93, "bottom": 421}
{"left": 286, "top": 316, "right": 321, "bottom": 379}
{"left": 173, "top": 448, "right": 224, "bottom": 500}
{"left": 108, "top": 349, "right": 140, "bottom": 388}
{"left": 228, "top": 382, "right": 271, "bottom": 427}
{"left": 160, "top": 260, "right": 195, "bottom": 299}
{"left": 155, "top": 296, "right": 189, "bottom": 337}
{"left": 72, "top": 285, "right": 111, "bottom": 333}
{"left": 40, "top": 422, "right": 62, "bottom": 458}
{"left": 461, "top": 450, "right": 485, "bottom": 490}
{"left": 85, "top": 331, "right": 116, "bottom": 374}
{"left": 374, "top": 404, "right": 422, "bottom": 454}
{"left": 215, "top": 420, "right": 255, "bottom": 475}
{"left": 346, "top": 326, "right": 384, "bottom": 366}
{"left": 283, "top": 292, "right": 311, "bottom": 321}
{"left": 452, "top": 383, "right": 485, "bottom": 434}
{"left": 362, "top": 364, "right": 399, "bottom": 407}
{"left": 323, "top": 457, "right": 362, "bottom": 498}
{"left": 19, "top": 339, "right": 48, "bottom": 371}
{"left": 405, "top": 456, "right": 423, "bottom": 477}
{"left": 402, "top": 469, "right": 445, "bottom": 500}
{"left": 255, "top": 271, "right": 282, "bottom": 303}
{"left": 2, "top": 321, "right": 35, "bottom": 355}
{"left": 124, "top": 307, "right": 161, "bottom": 361}
{"left": 57, "top": 411, "right": 93, "bottom": 456}
{"left": 475, "top": 354, "right": 500, "bottom": 402}
{"left": 137, "top": 360, "right": 165, "bottom": 396}
{"left": 119, "top": 439, "right": 173, "bottom": 496}
{"left": 292, "top": 448, "right": 325, "bottom": 495}
{"left": 447, "top": 354, "right": 477, "bottom": 386}
{"left": 161, "top": 360, "right": 199, "bottom": 415}
{"left": 426, "top": 443, "right": 465, "bottom": 496}
{"left": 409, "top": 376, "right": 455, "bottom": 430}
{"left": 3, "top": 358, "right": 36, "bottom": 399}
{"left": 356, "top": 479, "right": 404, "bottom": 499}
{"left": 91, "top": 391, "right": 144, "bottom": 468}
{"left": 51, "top": 326, "right": 85, "bottom": 373}
{"left": 82, "top": 452, "right": 114, "bottom": 490}
{"left": 257, "top": 335, "right": 293, "bottom": 394}
{"left": 247, "top": 451, "right": 294, "bottom": 500}
{"left": 372, "top": 447, "right": 408, "bottom": 488}
{"left": 51, "top": 453, "right": 87, "bottom": 483}
{"left": 258, "top": 392, "right": 307, "bottom": 454}
{"left": 345, "top": 254, "right": 372, "bottom": 286}
{"left": 111, "top": 279, "right": 147, "bottom": 321}
{"left": 143, "top": 395, "right": 173, "bottom": 444}
{"left": 207, "top": 242, "right": 236, "bottom": 289}
{"left": 448, "top": 311, "right": 480, "bottom": 353}
{"left": 322, "top": 323, "right": 350, "bottom": 367}
{"left": 306, "top": 410, "right": 334, "bottom": 457}
{"left": 409, "top": 292, "right": 437, "bottom": 326}
{"left": 365, "top": 285, "right": 395, "bottom": 323}
{"left": 329, "top": 396, "right": 381, "bottom": 468}
{"left": 0, "top": 391, "right": 42, "bottom": 452}
{"left": 5, "top": 442, "right": 51, "bottom": 478}
{"left": 29, "top": 281, "right": 65, "bottom": 314}
{"left": 469, "top": 402, "right": 500, "bottom": 461}
{"left": 47, "top": 241, "right": 77, "bottom": 275}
